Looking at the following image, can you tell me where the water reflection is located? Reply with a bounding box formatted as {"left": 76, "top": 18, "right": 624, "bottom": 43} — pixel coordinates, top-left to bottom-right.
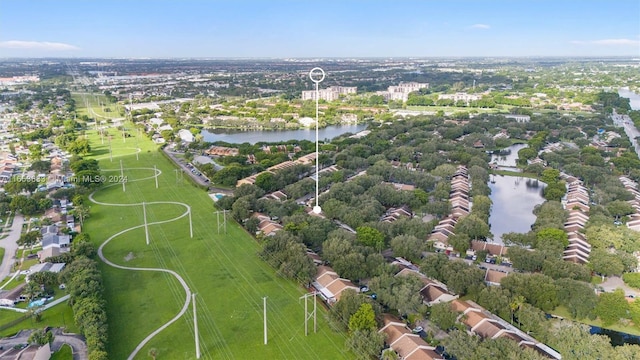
{"left": 490, "top": 143, "right": 528, "bottom": 167}
{"left": 488, "top": 175, "right": 546, "bottom": 244}
{"left": 590, "top": 325, "right": 640, "bottom": 346}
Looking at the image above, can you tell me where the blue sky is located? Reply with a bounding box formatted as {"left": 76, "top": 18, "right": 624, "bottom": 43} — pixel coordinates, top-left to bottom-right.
{"left": 0, "top": 0, "right": 638, "bottom": 58}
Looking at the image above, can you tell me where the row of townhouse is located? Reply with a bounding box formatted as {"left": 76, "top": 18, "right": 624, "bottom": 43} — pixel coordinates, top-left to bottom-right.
{"left": 619, "top": 176, "right": 640, "bottom": 231}
{"left": 379, "top": 314, "right": 444, "bottom": 360}
{"left": 251, "top": 212, "right": 283, "bottom": 237}
{"left": 312, "top": 265, "right": 360, "bottom": 305}
{"left": 382, "top": 259, "right": 559, "bottom": 359}
{"left": 561, "top": 178, "right": 591, "bottom": 264}
{"left": 205, "top": 145, "right": 239, "bottom": 157}
{"left": 451, "top": 299, "right": 562, "bottom": 359}
{"left": 381, "top": 206, "right": 413, "bottom": 223}
{"left": 236, "top": 152, "right": 317, "bottom": 187}
{"left": 429, "top": 166, "right": 471, "bottom": 251}
{"left": 395, "top": 267, "right": 458, "bottom": 306}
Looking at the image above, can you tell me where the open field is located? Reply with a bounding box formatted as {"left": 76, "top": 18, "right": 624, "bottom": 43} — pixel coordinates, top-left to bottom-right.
{"left": 82, "top": 126, "right": 350, "bottom": 359}
{"left": 72, "top": 92, "right": 124, "bottom": 120}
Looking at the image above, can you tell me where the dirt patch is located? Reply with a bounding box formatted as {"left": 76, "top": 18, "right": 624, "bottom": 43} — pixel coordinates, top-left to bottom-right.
{"left": 124, "top": 252, "right": 136, "bottom": 262}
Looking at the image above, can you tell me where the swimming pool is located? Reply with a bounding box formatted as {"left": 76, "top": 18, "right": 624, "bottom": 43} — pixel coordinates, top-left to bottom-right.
{"left": 28, "top": 299, "right": 45, "bottom": 308}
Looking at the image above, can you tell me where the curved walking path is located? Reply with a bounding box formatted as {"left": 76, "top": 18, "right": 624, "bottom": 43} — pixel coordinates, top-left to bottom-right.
{"left": 90, "top": 167, "right": 193, "bottom": 360}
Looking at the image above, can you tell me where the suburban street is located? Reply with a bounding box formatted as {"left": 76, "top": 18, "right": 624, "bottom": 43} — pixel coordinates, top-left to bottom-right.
{"left": 162, "top": 148, "right": 212, "bottom": 188}
{"left": 0, "top": 214, "right": 25, "bottom": 283}
{"left": 600, "top": 276, "right": 640, "bottom": 298}
{"left": 612, "top": 111, "right": 640, "bottom": 155}
{"left": 0, "top": 329, "right": 88, "bottom": 360}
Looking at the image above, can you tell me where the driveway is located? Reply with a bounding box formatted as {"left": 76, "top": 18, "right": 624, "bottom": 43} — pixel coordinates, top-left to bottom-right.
{"left": 600, "top": 276, "right": 640, "bottom": 298}
{"left": 0, "top": 329, "right": 88, "bottom": 360}
{"left": 0, "top": 214, "right": 25, "bottom": 283}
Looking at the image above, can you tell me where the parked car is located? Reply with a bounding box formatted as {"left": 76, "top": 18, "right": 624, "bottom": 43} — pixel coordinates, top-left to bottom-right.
{"left": 412, "top": 326, "right": 424, "bottom": 333}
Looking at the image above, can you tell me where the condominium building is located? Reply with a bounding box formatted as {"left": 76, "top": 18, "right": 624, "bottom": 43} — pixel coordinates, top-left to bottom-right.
{"left": 379, "top": 82, "right": 429, "bottom": 102}
{"left": 301, "top": 86, "right": 357, "bottom": 101}
{"left": 438, "top": 92, "right": 482, "bottom": 103}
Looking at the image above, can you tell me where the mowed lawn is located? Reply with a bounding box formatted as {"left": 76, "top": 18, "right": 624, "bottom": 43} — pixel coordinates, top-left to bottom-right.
{"left": 72, "top": 92, "right": 124, "bottom": 120}
{"left": 83, "top": 128, "right": 350, "bottom": 359}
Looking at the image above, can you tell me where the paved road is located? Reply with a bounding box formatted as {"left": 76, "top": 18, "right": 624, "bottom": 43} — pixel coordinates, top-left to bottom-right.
{"left": 163, "top": 148, "right": 212, "bottom": 187}
{"left": 600, "top": 276, "right": 640, "bottom": 297}
{"left": 0, "top": 329, "right": 88, "bottom": 360}
{"left": 612, "top": 111, "right": 640, "bottom": 155}
{"left": 0, "top": 214, "right": 25, "bottom": 283}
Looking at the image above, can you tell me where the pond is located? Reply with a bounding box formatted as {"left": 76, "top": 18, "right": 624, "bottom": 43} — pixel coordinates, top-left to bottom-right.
{"left": 488, "top": 175, "right": 546, "bottom": 244}
{"left": 590, "top": 325, "right": 640, "bottom": 346}
{"left": 201, "top": 124, "right": 368, "bottom": 144}
{"left": 490, "top": 143, "right": 528, "bottom": 168}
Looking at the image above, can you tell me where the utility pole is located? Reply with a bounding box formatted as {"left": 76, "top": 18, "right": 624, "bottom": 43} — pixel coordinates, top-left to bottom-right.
{"left": 108, "top": 135, "right": 113, "bottom": 162}
{"left": 188, "top": 208, "right": 193, "bottom": 238}
{"left": 120, "top": 160, "right": 125, "bottom": 192}
{"left": 263, "top": 296, "right": 268, "bottom": 345}
{"left": 300, "top": 292, "right": 318, "bottom": 336}
{"left": 135, "top": 128, "right": 140, "bottom": 161}
{"left": 154, "top": 165, "right": 158, "bottom": 189}
{"left": 143, "top": 202, "right": 149, "bottom": 245}
{"left": 193, "top": 293, "right": 200, "bottom": 359}
{"left": 215, "top": 210, "right": 227, "bottom": 234}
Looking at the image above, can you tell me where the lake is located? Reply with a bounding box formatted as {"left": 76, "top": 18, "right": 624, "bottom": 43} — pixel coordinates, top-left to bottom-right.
{"left": 619, "top": 87, "right": 640, "bottom": 111}
{"left": 488, "top": 175, "right": 546, "bottom": 244}
{"left": 491, "top": 143, "right": 528, "bottom": 167}
{"left": 201, "top": 124, "right": 368, "bottom": 144}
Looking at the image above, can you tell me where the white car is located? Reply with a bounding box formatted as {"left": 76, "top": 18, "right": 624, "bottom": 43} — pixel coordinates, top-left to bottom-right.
{"left": 412, "top": 326, "right": 424, "bottom": 333}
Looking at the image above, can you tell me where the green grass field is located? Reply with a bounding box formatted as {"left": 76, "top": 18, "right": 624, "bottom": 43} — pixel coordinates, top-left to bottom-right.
{"left": 83, "top": 126, "right": 350, "bottom": 359}
{"left": 51, "top": 344, "right": 73, "bottom": 360}
{"left": 72, "top": 92, "right": 123, "bottom": 120}
{"left": 0, "top": 302, "right": 78, "bottom": 337}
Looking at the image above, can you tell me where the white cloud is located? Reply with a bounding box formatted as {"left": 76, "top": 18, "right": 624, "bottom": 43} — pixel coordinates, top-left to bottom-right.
{"left": 0, "top": 40, "right": 79, "bottom": 51}
{"left": 571, "top": 38, "right": 640, "bottom": 46}
{"left": 470, "top": 24, "right": 490, "bottom": 29}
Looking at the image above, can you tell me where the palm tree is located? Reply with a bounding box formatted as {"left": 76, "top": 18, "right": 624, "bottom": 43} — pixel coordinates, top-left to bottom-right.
{"left": 510, "top": 295, "right": 526, "bottom": 324}
{"left": 74, "top": 204, "right": 90, "bottom": 228}
{"left": 24, "top": 281, "right": 42, "bottom": 303}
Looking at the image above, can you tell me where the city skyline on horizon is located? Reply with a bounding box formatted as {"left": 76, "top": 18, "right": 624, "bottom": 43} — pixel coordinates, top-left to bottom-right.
{"left": 0, "top": 0, "right": 638, "bottom": 58}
